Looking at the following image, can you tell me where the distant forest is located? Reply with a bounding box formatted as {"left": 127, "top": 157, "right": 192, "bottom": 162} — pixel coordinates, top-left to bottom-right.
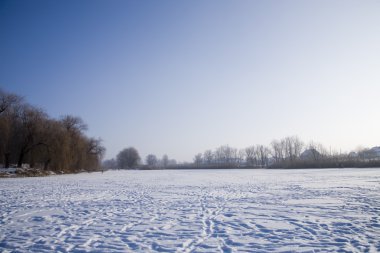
{"left": 2, "top": 88, "right": 379, "bottom": 176}
{"left": 105, "top": 138, "right": 380, "bottom": 171}
{"left": 185, "top": 138, "right": 380, "bottom": 169}
{"left": 0, "top": 89, "right": 105, "bottom": 174}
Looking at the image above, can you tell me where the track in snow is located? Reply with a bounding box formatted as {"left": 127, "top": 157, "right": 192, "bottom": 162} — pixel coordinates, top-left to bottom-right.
{"left": 0, "top": 169, "right": 379, "bottom": 252}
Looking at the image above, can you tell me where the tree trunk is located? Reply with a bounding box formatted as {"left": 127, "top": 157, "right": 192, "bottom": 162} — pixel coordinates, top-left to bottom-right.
{"left": 30, "top": 151, "right": 35, "bottom": 168}
{"left": 44, "top": 159, "right": 51, "bottom": 171}
{"left": 17, "top": 151, "right": 25, "bottom": 168}
{"left": 4, "top": 153, "right": 10, "bottom": 168}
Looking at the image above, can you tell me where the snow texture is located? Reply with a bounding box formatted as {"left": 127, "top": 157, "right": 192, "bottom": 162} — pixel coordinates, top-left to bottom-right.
{"left": 0, "top": 169, "right": 379, "bottom": 252}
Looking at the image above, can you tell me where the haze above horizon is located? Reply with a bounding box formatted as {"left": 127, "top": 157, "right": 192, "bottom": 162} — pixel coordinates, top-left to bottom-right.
{"left": 1, "top": 0, "right": 379, "bottom": 162}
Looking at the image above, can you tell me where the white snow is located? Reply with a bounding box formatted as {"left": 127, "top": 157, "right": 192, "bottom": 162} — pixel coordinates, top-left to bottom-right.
{"left": 0, "top": 169, "right": 379, "bottom": 252}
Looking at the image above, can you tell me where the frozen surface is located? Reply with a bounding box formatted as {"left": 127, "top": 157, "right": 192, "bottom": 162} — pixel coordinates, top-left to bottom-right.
{"left": 0, "top": 169, "right": 379, "bottom": 252}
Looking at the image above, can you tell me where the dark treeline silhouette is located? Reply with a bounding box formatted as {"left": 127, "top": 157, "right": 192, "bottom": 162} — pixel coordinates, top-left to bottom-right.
{"left": 0, "top": 89, "right": 105, "bottom": 174}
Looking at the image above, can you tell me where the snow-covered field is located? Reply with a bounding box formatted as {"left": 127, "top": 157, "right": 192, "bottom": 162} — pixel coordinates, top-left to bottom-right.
{"left": 0, "top": 169, "right": 379, "bottom": 252}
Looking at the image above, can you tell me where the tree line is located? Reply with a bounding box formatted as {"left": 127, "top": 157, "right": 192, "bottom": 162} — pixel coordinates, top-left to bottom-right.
{"left": 103, "top": 148, "right": 177, "bottom": 170}
{"left": 106, "top": 136, "right": 380, "bottom": 170}
{"left": 189, "top": 137, "right": 312, "bottom": 168}
{"left": 0, "top": 89, "right": 105, "bottom": 173}
{"left": 191, "top": 136, "right": 380, "bottom": 169}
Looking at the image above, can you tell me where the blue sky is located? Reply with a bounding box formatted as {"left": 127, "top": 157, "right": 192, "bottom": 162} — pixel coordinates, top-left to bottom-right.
{"left": 1, "top": 0, "right": 380, "bottom": 162}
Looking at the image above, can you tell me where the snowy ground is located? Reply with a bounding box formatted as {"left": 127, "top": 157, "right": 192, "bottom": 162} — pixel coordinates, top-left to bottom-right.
{"left": 0, "top": 169, "right": 379, "bottom": 252}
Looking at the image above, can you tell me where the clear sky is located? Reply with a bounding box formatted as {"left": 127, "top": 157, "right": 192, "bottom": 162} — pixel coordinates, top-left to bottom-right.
{"left": 1, "top": 0, "right": 380, "bottom": 162}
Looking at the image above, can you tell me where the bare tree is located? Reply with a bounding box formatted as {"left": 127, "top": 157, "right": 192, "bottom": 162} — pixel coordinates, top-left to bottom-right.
{"left": 60, "top": 115, "right": 88, "bottom": 135}
{"left": 162, "top": 154, "right": 169, "bottom": 168}
{"left": 306, "top": 141, "right": 327, "bottom": 161}
{"left": 203, "top": 150, "right": 214, "bottom": 164}
{"left": 0, "top": 90, "right": 25, "bottom": 168}
{"left": 117, "top": 147, "right": 140, "bottom": 169}
{"left": 214, "top": 145, "right": 238, "bottom": 166}
{"left": 293, "top": 137, "right": 304, "bottom": 159}
{"left": 85, "top": 138, "right": 105, "bottom": 169}
{"left": 271, "top": 140, "right": 285, "bottom": 164}
{"left": 214, "top": 146, "right": 224, "bottom": 165}
{"left": 193, "top": 153, "right": 203, "bottom": 167}
{"left": 146, "top": 154, "right": 158, "bottom": 167}
{"left": 284, "top": 136, "right": 304, "bottom": 162}
{"left": 0, "top": 89, "right": 21, "bottom": 115}
{"left": 245, "top": 146, "right": 256, "bottom": 166}
{"left": 0, "top": 89, "right": 105, "bottom": 172}
{"left": 13, "top": 105, "right": 49, "bottom": 167}
{"left": 237, "top": 149, "right": 245, "bottom": 166}
{"left": 255, "top": 145, "right": 270, "bottom": 167}
{"left": 87, "top": 138, "right": 105, "bottom": 157}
